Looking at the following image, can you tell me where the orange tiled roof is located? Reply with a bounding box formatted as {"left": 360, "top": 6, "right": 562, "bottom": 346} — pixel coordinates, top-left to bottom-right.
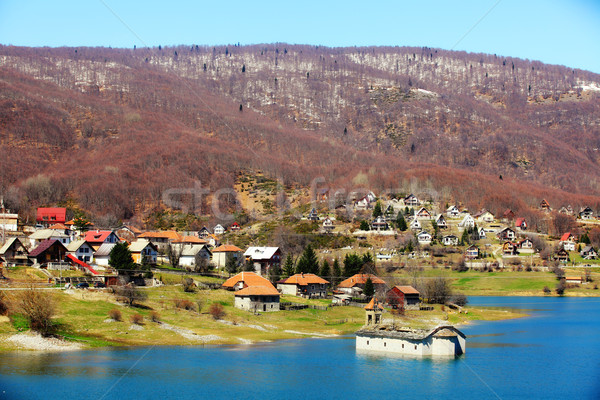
{"left": 212, "top": 244, "right": 243, "bottom": 253}
{"left": 48, "top": 223, "right": 67, "bottom": 230}
{"left": 364, "top": 298, "right": 384, "bottom": 310}
{"left": 282, "top": 273, "right": 329, "bottom": 286}
{"left": 394, "top": 285, "right": 420, "bottom": 295}
{"left": 338, "top": 274, "right": 385, "bottom": 288}
{"left": 222, "top": 271, "right": 273, "bottom": 289}
{"left": 234, "top": 285, "right": 280, "bottom": 296}
{"left": 139, "top": 231, "right": 181, "bottom": 241}
{"left": 174, "top": 235, "right": 208, "bottom": 244}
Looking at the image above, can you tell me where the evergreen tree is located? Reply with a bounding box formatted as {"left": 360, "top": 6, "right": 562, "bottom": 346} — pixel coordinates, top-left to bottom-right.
{"left": 225, "top": 253, "right": 239, "bottom": 275}
{"left": 581, "top": 233, "right": 591, "bottom": 244}
{"left": 319, "top": 259, "right": 330, "bottom": 279}
{"left": 331, "top": 258, "right": 342, "bottom": 286}
{"left": 283, "top": 254, "right": 295, "bottom": 277}
{"left": 343, "top": 253, "right": 362, "bottom": 277}
{"left": 242, "top": 258, "right": 255, "bottom": 272}
{"left": 296, "top": 245, "right": 319, "bottom": 274}
{"left": 460, "top": 229, "right": 470, "bottom": 246}
{"left": 109, "top": 242, "right": 135, "bottom": 272}
{"left": 363, "top": 277, "right": 375, "bottom": 298}
{"left": 396, "top": 212, "right": 407, "bottom": 231}
{"left": 268, "top": 262, "right": 282, "bottom": 283}
{"left": 360, "top": 220, "right": 370, "bottom": 231}
{"left": 372, "top": 201, "right": 383, "bottom": 218}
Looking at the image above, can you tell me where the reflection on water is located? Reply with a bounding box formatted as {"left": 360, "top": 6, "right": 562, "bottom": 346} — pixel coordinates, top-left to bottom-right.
{"left": 1, "top": 297, "right": 600, "bottom": 400}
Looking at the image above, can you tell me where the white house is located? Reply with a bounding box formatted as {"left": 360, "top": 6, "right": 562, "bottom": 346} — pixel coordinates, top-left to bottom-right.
{"left": 435, "top": 214, "right": 447, "bottom": 229}
{"left": 0, "top": 204, "right": 18, "bottom": 232}
{"left": 417, "top": 231, "right": 432, "bottom": 245}
{"left": 458, "top": 214, "right": 475, "bottom": 228}
{"left": 211, "top": 244, "right": 243, "bottom": 269}
{"left": 66, "top": 240, "right": 94, "bottom": 263}
{"left": 409, "top": 218, "right": 421, "bottom": 231}
{"left": 322, "top": 217, "right": 334, "bottom": 232}
{"left": 416, "top": 207, "right": 432, "bottom": 220}
{"left": 478, "top": 227, "right": 487, "bottom": 240}
{"left": 442, "top": 235, "right": 458, "bottom": 246}
{"left": 446, "top": 205, "right": 460, "bottom": 218}
{"left": 179, "top": 244, "right": 212, "bottom": 268}
{"left": 213, "top": 224, "right": 225, "bottom": 235}
{"left": 474, "top": 209, "right": 495, "bottom": 223}
{"left": 94, "top": 243, "right": 116, "bottom": 266}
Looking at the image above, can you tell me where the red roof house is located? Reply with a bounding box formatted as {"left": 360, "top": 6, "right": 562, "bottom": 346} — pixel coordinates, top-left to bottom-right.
{"left": 36, "top": 208, "right": 66, "bottom": 226}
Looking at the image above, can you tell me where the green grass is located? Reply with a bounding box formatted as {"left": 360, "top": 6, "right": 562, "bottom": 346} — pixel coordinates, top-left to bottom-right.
{"left": 9, "top": 313, "right": 29, "bottom": 331}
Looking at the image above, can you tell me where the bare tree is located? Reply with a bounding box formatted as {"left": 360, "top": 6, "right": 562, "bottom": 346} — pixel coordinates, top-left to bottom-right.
{"left": 14, "top": 287, "right": 56, "bottom": 335}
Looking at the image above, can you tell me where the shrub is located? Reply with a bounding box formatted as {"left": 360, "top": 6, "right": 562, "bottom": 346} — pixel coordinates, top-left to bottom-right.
{"left": 150, "top": 311, "right": 161, "bottom": 323}
{"left": 130, "top": 313, "right": 144, "bottom": 325}
{"left": 555, "top": 280, "right": 566, "bottom": 296}
{"left": 182, "top": 277, "right": 196, "bottom": 293}
{"left": 115, "top": 286, "right": 148, "bottom": 306}
{"left": 196, "top": 299, "right": 203, "bottom": 312}
{"left": 208, "top": 303, "right": 225, "bottom": 320}
{"left": 174, "top": 299, "right": 196, "bottom": 311}
{"left": 543, "top": 286, "right": 551, "bottom": 295}
{"left": 108, "top": 308, "right": 123, "bottom": 321}
{"left": 451, "top": 293, "right": 469, "bottom": 306}
{"left": 0, "top": 291, "right": 9, "bottom": 316}
{"left": 13, "top": 288, "right": 55, "bottom": 335}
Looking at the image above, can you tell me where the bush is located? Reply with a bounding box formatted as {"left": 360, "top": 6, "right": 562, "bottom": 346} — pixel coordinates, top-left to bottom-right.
{"left": 130, "top": 313, "right": 144, "bottom": 325}
{"left": 115, "top": 286, "right": 148, "bottom": 306}
{"left": 543, "top": 286, "right": 551, "bottom": 295}
{"left": 13, "top": 288, "right": 55, "bottom": 335}
{"left": 208, "top": 303, "right": 225, "bottom": 320}
{"left": 150, "top": 311, "right": 161, "bottom": 323}
{"left": 182, "top": 277, "right": 197, "bottom": 293}
{"left": 556, "top": 280, "right": 566, "bottom": 296}
{"left": 451, "top": 293, "right": 469, "bottom": 306}
{"left": 108, "top": 308, "right": 123, "bottom": 321}
{"left": 196, "top": 299, "right": 203, "bottom": 313}
{"left": 0, "top": 292, "right": 9, "bottom": 316}
{"left": 174, "top": 299, "right": 196, "bottom": 311}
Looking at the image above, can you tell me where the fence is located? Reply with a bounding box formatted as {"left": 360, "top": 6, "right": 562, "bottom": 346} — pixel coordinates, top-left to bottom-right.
{"left": 280, "top": 301, "right": 329, "bottom": 311}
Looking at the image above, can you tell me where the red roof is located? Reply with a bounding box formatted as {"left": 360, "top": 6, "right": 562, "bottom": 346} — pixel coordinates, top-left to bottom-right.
{"left": 235, "top": 285, "right": 280, "bottom": 296}
{"left": 222, "top": 271, "right": 273, "bottom": 290}
{"left": 338, "top": 274, "right": 385, "bottom": 288}
{"left": 84, "top": 230, "right": 114, "bottom": 244}
{"left": 281, "top": 273, "right": 329, "bottom": 286}
{"left": 515, "top": 218, "right": 526, "bottom": 226}
{"left": 393, "top": 285, "right": 420, "bottom": 295}
{"left": 36, "top": 208, "right": 66, "bottom": 223}
{"left": 212, "top": 244, "right": 243, "bottom": 253}
{"left": 364, "top": 298, "right": 384, "bottom": 310}
{"left": 560, "top": 232, "right": 573, "bottom": 242}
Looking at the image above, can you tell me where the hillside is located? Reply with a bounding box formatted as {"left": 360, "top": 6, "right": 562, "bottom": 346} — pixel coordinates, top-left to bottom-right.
{"left": 1, "top": 44, "right": 599, "bottom": 224}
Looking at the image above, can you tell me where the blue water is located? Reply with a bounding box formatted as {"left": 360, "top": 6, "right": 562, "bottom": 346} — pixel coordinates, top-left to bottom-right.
{"left": 1, "top": 297, "right": 599, "bottom": 400}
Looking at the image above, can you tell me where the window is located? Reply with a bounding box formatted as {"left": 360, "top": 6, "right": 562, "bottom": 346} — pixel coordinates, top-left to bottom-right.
{"left": 384, "top": 342, "right": 386, "bottom": 347}
{"left": 366, "top": 341, "right": 369, "bottom": 345}
{"left": 402, "top": 344, "right": 404, "bottom": 349}
{"left": 414, "top": 345, "right": 417, "bottom": 350}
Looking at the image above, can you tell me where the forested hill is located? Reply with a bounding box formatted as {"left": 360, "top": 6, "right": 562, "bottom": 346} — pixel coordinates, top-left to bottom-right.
{"left": 1, "top": 44, "right": 599, "bottom": 223}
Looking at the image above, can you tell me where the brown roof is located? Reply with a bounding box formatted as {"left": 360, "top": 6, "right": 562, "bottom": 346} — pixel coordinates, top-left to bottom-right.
{"left": 173, "top": 235, "right": 208, "bottom": 244}
{"left": 281, "top": 273, "right": 329, "bottom": 286}
{"left": 222, "top": 271, "right": 273, "bottom": 289}
{"left": 139, "top": 231, "right": 181, "bottom": 241}
{"left": 48, "top": 223, "right": 67, "bottom": 230}
{"left": 235, "top": 285, "right": 280, "bottom": 296}
{"left": 338, "top": 274, "right": 385, "bottom": 288}
{"left": 364, "top": 297, "right": 384, "bottom": 310}
{"left": 212, "top": 244, "right": 243, "bottom": 253}
{"left": 393, "top": 285, "right": 420, "bottom": 295}
{"left": 29, "top": 239, "right": 65, "bottom": 257}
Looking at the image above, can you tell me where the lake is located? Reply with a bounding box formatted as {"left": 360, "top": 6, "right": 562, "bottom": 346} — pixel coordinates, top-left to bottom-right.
{"left": 1, "top": 297, "right": 599, "bottom": 400}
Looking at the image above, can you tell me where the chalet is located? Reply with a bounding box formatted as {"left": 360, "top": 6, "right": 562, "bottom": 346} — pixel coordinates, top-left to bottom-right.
{"left": 386, "top": 286, "right": 420, "bottom": 310}
{"left": 416, "top": 207, "right": 432, "bottom": 220}
{"left": 229, "top": 222, "right": 241, "bottom": 231}
{"left": 0, "top": 237, "right": 29, "bottom": 265}
{"left": 322, "top": 217, "right": 335, "bottom": 232}
{"left": 366, "top": 191, "right": 377, "bottom": 203}
{"left": 503, "top": 209, "right": 515, "bottom": 221}
{"left": 213, "top": 224, "right": 226, "bottom": 235}
{"left": 580, "top": 246, "right": 598, "bottom": 260}
{"left": 129, "top": 239, "right": 158, "bottom": 265}
{"left": 579, "top": 207, "right": 594, "bottom": 220}
{"left": 404, "top": 194, "right": 420, "bottom": 207}
{"left": 139, "top": 230, "right": 181, "bottom": 251}
{"left": 277, "top": 273, "right": 329, "bottom": 298}
{"left": 560, "top": 232, "right": 576, "bottom": 251}
{"left": 465, "top": 245, "right": 479, "bottom": 259}
{"left": 179, "top": 244, "right": 212, "bottom": 268}
{"left": 563, "top": 241, "right": 576, "bottom": 252}
{"left": 198, "top": 227, "right": 211, "bottom": 239}
{"left": 502, "top": 241, "right": 518, "bottom": 256}
{"left": 559, "top": 205, "right": 574, "bottom": 215}
{"left": 94, "top": 243, "right": 116, "bottom": 267}
{"left": 409, "top": 218, "right": 421, "bottom": 231}
{"left": 417, "top": 231, "right": 432, "bottom": 245}
{"left": 244, "top": 247, "right": 281, "bottom": 276}
{"left": 540, "top": 199, "right": 551, "bottom": 212}
{"left": 497, "top": 227, "right": 516, "bottom": 241}
{"left": 28, "top": 239, "right": 67, "bottom": 266}
{"left": 554, "top": 248, "right": 569, "bottom": 263}
{"left": 84, "top": 230, "right": 120, "bottom": 251}
{"left": 204, "top": 233, "right": 221, "bottom": 248}
{"left": 371, "top": 216, "right": 389, "bottom": 231}
{"left": 36, "top": 207, "right": 66, "bottom": 227}
{"left": 442, "top": 235, "right": 458, "bottom": 246}
{"left": 474, "top": 209, "right": 494, "bottom": 223}
{"left": 0, "top": 203, "right": 18, "bottom": 232}
{"left": 435, "top": 214, "right": 447, "bottom": 229}
{"left": 222, "top": 271, "right": 280, "bottom": 312}
{"left": 337, "top": 274, "right": 386, "bottom": 297}
{"left": 28, "top": 229, "right": 70, "bottom": 248}
{"left": 211, "top": 244, "right": 243, "bottom": 269}
{"left": 517, "top": 238, "right": 534, "bottom": 253}
{"left": 446, "top": 205, "right": 460, "bottom": 218}
{"left": 478, "top": 227, "right": 487, "bottom": 240}
{"left": 66, "top": 240, "right": 94, "bottom": 263}
{"left": 515, "top": 218, "right": 527, "bottom": 230}
{"left": 307, "top": 208, "right": 320, "bottom": 221}
{"left": 384, "top": 204, "right": 396, "bottom": 221}
{"left": 458, "top": 214, "right": 475, "bottom": 228}
{"left": 354, "top": 196, "right": 371, "bottom": 210}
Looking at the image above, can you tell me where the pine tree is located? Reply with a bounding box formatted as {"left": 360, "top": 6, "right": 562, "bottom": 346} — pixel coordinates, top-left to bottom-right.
{"left": 268, "top": 262, "right": 281, "bottom": 283}
{"left": 331, "top": 258, "right": 341, "bottom": 286}
{"left": 460, "top": 229, "right": 470, "bottom": 246}
{"left": 363, "top": 277, "right": 375, "bottom": 298}
{"left": 319, "top": 259, "right": 330, "bottom": 279}
{"left": 109, "top": 242, "right": 135, "bottom": 272}
{"left": 283, "top": 254, "right": 295, "bottom": 277}
{"left": 296, "top": 245, "right": 319, "bottom": 274}
{"left": 372, "top": 201, "right": 383, "bottom": 218}
{"left": 225, "top": 253, "right": 239, "bottom": 275}
{"left": 396, "top": 212, "right": 407, "bottom": 231}
{"left": 360, "top": 220, "right": 370, "bottom": 231}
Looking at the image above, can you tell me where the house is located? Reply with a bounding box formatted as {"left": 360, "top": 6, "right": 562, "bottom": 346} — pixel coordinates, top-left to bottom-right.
{"left": 560, "top": 232, "right": 576, "bottom": 251}
{"left": 129, "top": 240, "right": 158, "bottom": 265}
{"left": 179, "top": 244, "right": 212, "bottom": 268}
{"left": 222, "top": 271, "right": 280, "bottom": 312}
{"left": 198, "top": 227, "right": 211, "bottom": 239}
{"left": 84, "top": 230, "right": 120, "bottom": 251}
{"left": 442, "top": 235, "right": 458, "bottom": 246}
{"left": 465, "top": 245, "right": 479, "bottom": 259}
{"left": 94, "top": 243, "right": 116, "bottom": 267}
{"left": 0, "top": 203, "right": 18, "bottom": 232}
{"left": 580, "top": 246, "right": 598, "bottom": 260}
{"left": 115, "top": 225, "right": 142, "bottom": 243}
{"left": 66, "top": 240, "right": 95, "bottom": 263}
{"left": 565, "top": 276, "right": 583, "bottom": 284}
{"left": 417, "top": 231, "right": 432, "bottom": 245}
{"left": 435, "top": 214, "right": 447, "bottom": 229}
{"left": 222, "top": 271, "right": 273, "bottom": 290}
{"left": 371, "top": 216, "right": 389, "bottom": 231}
{"left": 322, "top": 217, "right": 334, "bottom": 232}
{"left": 446, "top": 205, "right": 460, "bottom": 218}
{"left": 409, "top": 218, "right": 421, "bottom": 231}
{"left": 36, "top": 207, "right": 66, "bottom": 227}
{"left": 559, "top": 205, "right": 574, "bottom": 215}
{"left": 317, "top": 188, "right": 330, "bottom": 202}
{"left": 458, "top": 214, "right": 475, "bottom": 228}
{"left": 517, "top": 238, "right": 534, "bottom": 253}
{"left": 243, "top": 247, "right": 282, "bottom": 276}
{"left": 384, "top": 204, "right": 396, "bottom": 221}
{"left": 28, "top": 229, "right": 70, "bottom": 248}
{"left": 229, "top": 222, "right": 241, "bottom": 231}
{"left": 497, "top": 227, "right": 516, "bottom": 241}
{"left": 28, "top": 239, "right": 67, "bottom": 266}
{"left": 579, "top": 207, "right": 594, "bottom": 220}
{"left": 540, "top": 199, "right": 551, "bottom": 212}
{"left": 416, "top": 207, "right": 431, "bottom": 220}
{"left": 211, "top": 244, "right": 243, "bottom": 269}
{"left": 474, "top": 209, "right": 494, "bottom": 223}
{"left": 139, "top": 230, "right": 181, "bottom": 252}
{"left": 563, "top": 241, "right": 576, "bottom": 252}
{"left": 213, "top": 224, "right": 226, "bottom": 235}
{"left": 386, "top": 286, "right": 421, "bottom": 310}
{"left": 354, "top": 196, "right": 371, "bottom": 210}
{"left": 0, "top": 237, "right": 29, "bottom": 265}
{"left": 478, "top": 227, "right": 487, "bottom": 240}
{"left": 515, "top": 218, "right": 527, "bottom": 230}
{"left": 554, "top": 248, "right": 569, "bottom": 263}
{"left": 502, "top": 241, "right": 518, "bottom": 256}
{"left": 403, "top": 194, "right": 420, "bottom": 207}
{"left": 503, "top": 209, "right": 515, "bottom": 221}
{"left": 277, "top": 273, "right": 329, "bottom": 298}
{"left": 336, "top": 274, "right": 386, "bottom": 297}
